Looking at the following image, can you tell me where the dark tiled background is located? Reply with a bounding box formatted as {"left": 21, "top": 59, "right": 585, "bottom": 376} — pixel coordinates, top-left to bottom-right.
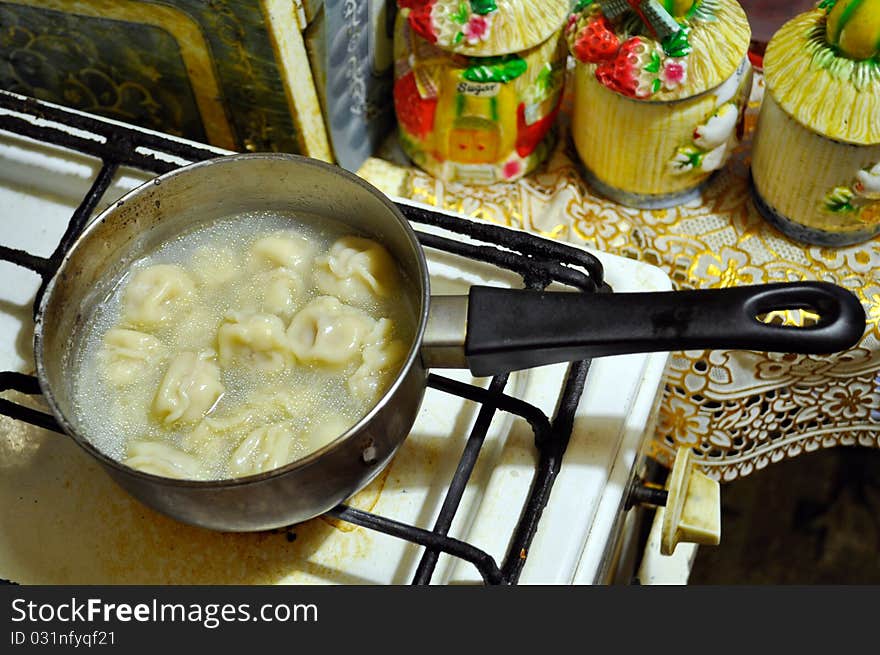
{"left": 690, "top": 447, "right": 880, "bottom": 584}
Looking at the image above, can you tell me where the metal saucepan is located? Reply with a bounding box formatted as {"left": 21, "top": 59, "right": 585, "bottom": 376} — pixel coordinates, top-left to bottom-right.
{"left": 32, "top": 153, "right": 866, "bottom": 532}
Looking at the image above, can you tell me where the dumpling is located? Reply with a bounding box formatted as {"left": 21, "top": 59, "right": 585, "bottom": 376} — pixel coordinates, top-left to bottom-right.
{"left": 217, "top": 312, "right": 292, "bottom": 372}
{"left": 249, "top": 232, "right": 315, "bottom": 275}
{"left": 190, "top": 245, "right": 240, "bottom": 289}
{"left": 122, "top": 264, "right": 196, "bottom": 330}
{"left": 125, "top": 440, "right": 207, "bottom": 480}
{"left": 227, "top": 268, "right": 301, "bottom": 318}
{"left": 257, "top": 267, "right": 306, "bottom": 320}
{"left": 183, "top": 389, "right": 315, "bottom": 466}
{"left": 308, "top": 415, "right": 356, "bottom": 451}
{"left": 183, "top": 405, "right": 261, "bottom": 468}
{"left": 244, "top": 388, "right": 317, "bottom": 420}
{"left": 152, "top": 351, "right": 224, "bottom": 425}
{"left": 228, "top": 420, "right": 311, "bottom": 477}
{"left": 348, "top": 318, "right": 408, "bottom": 401}
{"left": 314, "top": 236, "right": 398, "bottom": 306}
{"left": 99, "top": 328, "right": 164, "bottom": 386}
{"left": 348, "top": 339, "right": 407, "bottom": 400}
{"left": 286, "top": 296, "right": 375, "bottom": 366}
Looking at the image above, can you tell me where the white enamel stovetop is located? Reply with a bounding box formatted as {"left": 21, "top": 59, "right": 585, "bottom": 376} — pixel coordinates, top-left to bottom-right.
{"left": 0, "top": 102, "right": 672, "bottom": 585}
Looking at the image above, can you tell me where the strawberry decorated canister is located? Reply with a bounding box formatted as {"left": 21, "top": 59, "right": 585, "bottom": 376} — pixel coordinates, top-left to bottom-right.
{"left": 393, "top": 1, "right": 570, "bottom": 184}
{"left": 750, "top": 1, "right": 880, "bottom": 247}
{"left": 566, "top": 0, "right": 753, "bottom": 208}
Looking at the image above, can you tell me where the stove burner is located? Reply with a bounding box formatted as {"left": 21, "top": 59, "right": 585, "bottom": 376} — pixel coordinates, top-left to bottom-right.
{"left": 0, "top": 90, "right": 607, "bottom": 585}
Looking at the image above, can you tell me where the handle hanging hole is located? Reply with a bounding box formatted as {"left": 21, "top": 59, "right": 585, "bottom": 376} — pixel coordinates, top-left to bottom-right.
{"left": 754, "top": 308, "right": 821, "bottom": 327}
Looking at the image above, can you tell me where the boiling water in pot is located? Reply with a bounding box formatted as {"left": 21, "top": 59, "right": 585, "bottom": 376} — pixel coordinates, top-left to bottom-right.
{"left": 69, "top": 211, "right": 418, "bottom": 481}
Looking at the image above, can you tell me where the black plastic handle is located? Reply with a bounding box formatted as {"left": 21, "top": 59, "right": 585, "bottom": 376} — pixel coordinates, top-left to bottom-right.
{"left": 464, "top": 282, "right": 867, "bottom": 377}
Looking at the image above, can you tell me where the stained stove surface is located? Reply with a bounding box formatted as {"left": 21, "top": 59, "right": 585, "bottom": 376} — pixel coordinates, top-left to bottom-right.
{"left": 0, "top": 92, "right": 671, "bottom": 584}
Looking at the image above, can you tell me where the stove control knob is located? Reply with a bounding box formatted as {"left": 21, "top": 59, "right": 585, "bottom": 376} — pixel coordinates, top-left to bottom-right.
{"left": 660, "top": 446, "right": 721, "bottom": 556}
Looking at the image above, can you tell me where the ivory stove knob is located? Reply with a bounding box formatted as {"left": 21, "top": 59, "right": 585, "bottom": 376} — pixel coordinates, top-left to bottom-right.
{"left": 660, "top": 446, "right": 721, "bottom": 556}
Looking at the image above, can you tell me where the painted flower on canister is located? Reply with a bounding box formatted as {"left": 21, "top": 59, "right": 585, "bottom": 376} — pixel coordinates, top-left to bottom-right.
{"left": 408, "top": 0, "right": 504, "bottom": 50}
{"left": 462, "top": 14, "right": 491, "bottom": 44}
{"left": 502, "top": 159, "right": 523, "bottom": 179}
{"left": 660, "top": 57, "right": 687, "bottom": 89}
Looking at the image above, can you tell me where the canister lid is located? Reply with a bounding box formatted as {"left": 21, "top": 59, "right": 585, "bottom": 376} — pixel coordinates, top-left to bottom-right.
{"left": 566, "top": 0, "right": 751, "bottom": 102}
{"left": 763, "top": 6, "right": 880, "bottom": 145}
{"left": 396, "top": 0, "right": 570, "bottom": 56}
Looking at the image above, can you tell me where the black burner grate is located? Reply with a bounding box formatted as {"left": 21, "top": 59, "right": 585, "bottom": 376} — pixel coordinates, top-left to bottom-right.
{"left": 0, "top": 90, "right": 609, "bottom": 585}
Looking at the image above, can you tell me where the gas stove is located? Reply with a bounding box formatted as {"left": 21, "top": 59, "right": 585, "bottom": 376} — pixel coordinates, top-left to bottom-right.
{"left": 0, "top": 90, "right": 676, "bottom": 585}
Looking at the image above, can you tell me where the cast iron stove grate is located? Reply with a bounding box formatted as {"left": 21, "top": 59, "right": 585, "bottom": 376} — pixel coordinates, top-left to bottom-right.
{"left": 0, "top": 90, "right": 610, "bottom": 585}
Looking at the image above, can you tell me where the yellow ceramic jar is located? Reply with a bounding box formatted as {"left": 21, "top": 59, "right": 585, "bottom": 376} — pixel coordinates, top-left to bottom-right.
{"left": 566, "top": 0, "right": 753, "bottom": 208}
{"left": 392, "top": 0, "right": 569, "bottom": 184}
{"left": 750, "top": 4, "right": 880, "bottom": 247}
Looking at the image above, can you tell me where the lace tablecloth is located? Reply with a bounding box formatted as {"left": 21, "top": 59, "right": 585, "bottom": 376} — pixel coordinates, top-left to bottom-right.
{"left": 358, "top": 75, "right": 880, "bottom": 482}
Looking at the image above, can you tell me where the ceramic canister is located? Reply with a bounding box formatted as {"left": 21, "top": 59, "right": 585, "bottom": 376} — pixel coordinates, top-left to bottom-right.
{"left": 750, "top": 2, "right": 880, "bottom": 247}
{"left": 392, "top": 0, "right": 570, "bottom": 184}
{"left": 566, "top": 0, "right": 753, "bottom": 208}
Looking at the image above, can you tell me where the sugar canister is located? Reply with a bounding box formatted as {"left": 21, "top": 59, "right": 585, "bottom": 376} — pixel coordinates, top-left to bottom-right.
{"left": 750, "top": 1, "right": 880, "bottom": 247}
{"left": 392, "top": 0, "right": 570, "bottom": 184}
{"left": 566, "top": 0, "right": 753, "bottom": 208}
